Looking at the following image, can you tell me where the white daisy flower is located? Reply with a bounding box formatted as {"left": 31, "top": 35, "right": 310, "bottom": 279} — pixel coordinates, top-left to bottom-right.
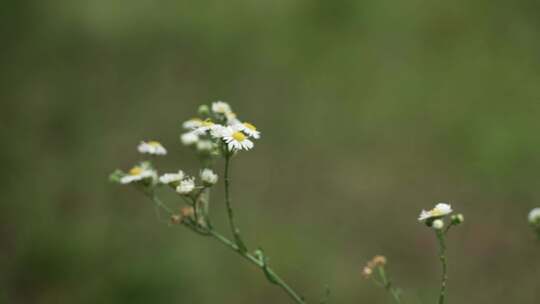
{"left": 120, "top": 165, "right": 156, "bottom": 184}
{"left": 193, "top": 120, "right": 216, "bottom": 135}
{"left": 212, "top": 101, "right": 232, "bottom": 114}
{"left": 180, "top": 132, "right": 199, "bottom": 146}
{"left": 209, "top": 124, "right": 229, "bottom": 139}
{"left": 222, "top": 126, "right": 254, "bottom": 151}
{"left": 196, "top": 140, "right": 214, "bottom": 152}
{"left": 432, "top": 219, "right": 444, "bottom": 230}
{"left": 138, "top": 141, "right": 167, "bottom": 155}
{"left": 200, "top": 168, "right": 218, "bottom": 185}
{"left": 182, "top": 118, "right": 203, "bottom": 130}
{"left": 239, "top": 122, "right": 261, "bottom": 139}
{"left": 418, "top": 203, "right": 453, "bottom": 221}
{"left": 225, "top": 111, "right": 241, "bottom": 125}
{"left": 177, "top": 178, "right": 195, "bottom": 195}
{"left": 528, "top": 208, "right": 540, "bottom": 224}
{"left": 159, "top": 170, "right": 185, "bottom": 185}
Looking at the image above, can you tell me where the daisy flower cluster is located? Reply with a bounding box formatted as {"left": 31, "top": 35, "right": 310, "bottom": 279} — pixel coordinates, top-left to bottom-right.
{"left": 180, "top": 101, "right": 261, "bottom": 154}
{"left": 110, "top": 100, "right": 260, "bottom": 231}
{"left": 112, "top": 142, "right": 218, "bottom": 193}
{"left": 111, "top": 134, "right": 219, "bottom": 198}
{"left": 111, "top": 137, "right": 221, "bottom": 231}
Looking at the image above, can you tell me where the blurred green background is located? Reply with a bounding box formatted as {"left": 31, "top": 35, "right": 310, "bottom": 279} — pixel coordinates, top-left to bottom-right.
{"left": 2, "top": 0, "right": 540, "bottom": 303}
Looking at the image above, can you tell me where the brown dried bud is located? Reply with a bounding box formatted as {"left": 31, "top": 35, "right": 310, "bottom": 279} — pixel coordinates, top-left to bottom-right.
{"left": 180, "top": 207, "right": 195, "bottom": 218}
{"left": 170, "top": 214, "right": 182, "bottom": 225}
{"left": 362, "top": 255, "right": 388, "bottom": 279}
{"left": 372, "top": 255, "right": 387, "bottom": 267}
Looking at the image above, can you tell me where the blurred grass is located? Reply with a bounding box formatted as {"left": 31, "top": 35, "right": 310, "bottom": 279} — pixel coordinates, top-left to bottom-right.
{"left": 2, "top": 0, "right": 540, "bottom": 303}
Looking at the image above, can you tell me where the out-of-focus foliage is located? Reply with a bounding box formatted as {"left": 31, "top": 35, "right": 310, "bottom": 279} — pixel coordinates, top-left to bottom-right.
{"left": 2, "top": 0, "right": 540, "bottom": 303}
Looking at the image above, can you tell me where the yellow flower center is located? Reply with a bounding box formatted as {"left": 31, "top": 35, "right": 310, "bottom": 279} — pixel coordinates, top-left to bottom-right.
{"left": 244, "top": 122, "right": 257, "bottom": 131}
{"left": 147, "top": 141, "right": 161, "bottom": 147}
{"left": 431, "top": 209, "right": 443, "bottom": 216}
{"left": 129, "top": 167, "right": 143, "bottom": 176}
{"left": 232, "top": 131, "right": 246, "bottom": 142}
{"left": 202, "top": 119, "right": 214, "bottom": 127}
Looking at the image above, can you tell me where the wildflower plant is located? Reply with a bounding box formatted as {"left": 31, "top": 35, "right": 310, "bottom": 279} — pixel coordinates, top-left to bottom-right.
{"left": 418, "top": 203, "right": 464, "bottom": 304}
{"left": 363, "top": 203, "right": 464, "bottom": 304}
{"left": 110, "top": 101, "right": 471, "bottom": 304}
{"left": 110, "top": 102, "right": 308, "bottom": 303}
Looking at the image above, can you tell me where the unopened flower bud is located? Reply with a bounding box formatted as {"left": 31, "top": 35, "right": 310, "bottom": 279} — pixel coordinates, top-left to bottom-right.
{"left": 198, "top": 104, "right": 210, "bottom": 116}
{"left": 451, "top": 214, "right": 464, "bottom": 225}
{"left": 432, "top": 219, "right": 444, "bottom": 230}
{"left": 362, "top": 266, "right": 373, "bottom": 279}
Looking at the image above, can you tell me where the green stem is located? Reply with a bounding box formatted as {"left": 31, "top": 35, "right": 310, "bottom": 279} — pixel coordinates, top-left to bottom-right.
{"left": 377, "top": 266, "right": 401, "bottom": 304}
{"left": 150, "top": 192, "right": 172, "bottom": 214}
{"left": 209, "top": 230, "right": 306, "bottom": 304}
{"left": 224, "top": 154, "right": 246, "bottom": 250}
{"left": 436, "top": 230, "right": 448, "bottom": 304}
{"left": 147, "top": 192, "right": 306, "bottom": 304}
{"left": 443, "top": 222, "right": 454, "bottom": 235}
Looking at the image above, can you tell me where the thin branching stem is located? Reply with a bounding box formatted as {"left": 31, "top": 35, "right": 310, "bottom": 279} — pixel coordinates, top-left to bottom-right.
{"left": 377, "top": 266, "right": 401, "bottom": 304}
{"left": 436, "top": 230, "right": 448, "bottom": 304}
{"left": 224, "top": 154, "right": 246, "bottom": 250}
{"left": 208, "top": 230, "right": 306, "bottom": 304}
{"left": 150, "top": 191, "right": 173, "bottom": 214}
{"left": 147, "top": 189, "right": 306, "bottom": 304}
